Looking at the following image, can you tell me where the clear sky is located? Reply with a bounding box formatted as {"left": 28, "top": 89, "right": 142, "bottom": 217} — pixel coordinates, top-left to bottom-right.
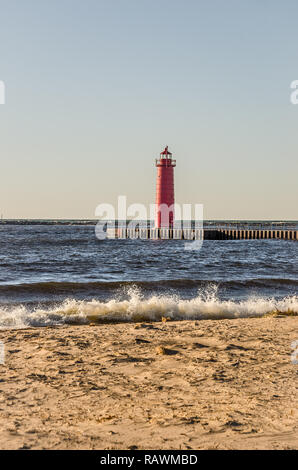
{"left": 0, "top": 0, "right": 297, "bottom": 220}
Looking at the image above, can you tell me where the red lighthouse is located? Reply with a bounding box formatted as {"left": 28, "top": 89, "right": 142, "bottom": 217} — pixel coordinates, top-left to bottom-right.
{"left": 155, "top": 146, "right": 176, "bottom": 228}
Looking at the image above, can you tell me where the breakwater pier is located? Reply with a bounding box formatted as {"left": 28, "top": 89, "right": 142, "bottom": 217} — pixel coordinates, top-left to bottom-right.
{"left": 107, "top": 227, "right": 297, "bottom": 240}
{"left": 107, "top": 222, "right": 298, "bottom": 241}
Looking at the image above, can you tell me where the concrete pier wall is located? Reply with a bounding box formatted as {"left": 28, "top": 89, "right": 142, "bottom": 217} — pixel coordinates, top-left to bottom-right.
{"left": 106, "top": 227, "right": 297, "bottom": 240}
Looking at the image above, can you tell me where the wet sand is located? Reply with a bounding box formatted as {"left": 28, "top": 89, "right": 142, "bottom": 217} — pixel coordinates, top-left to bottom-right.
{"left": 0, "top": 316, "right": 297, "bottom": 449}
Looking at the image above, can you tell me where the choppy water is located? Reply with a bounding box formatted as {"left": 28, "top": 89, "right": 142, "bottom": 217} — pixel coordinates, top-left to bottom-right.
{"left": 0, "top": 224, "right": 297, "bottom": 328}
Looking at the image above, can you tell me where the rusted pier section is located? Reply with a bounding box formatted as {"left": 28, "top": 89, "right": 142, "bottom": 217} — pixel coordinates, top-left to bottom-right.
{"left": 107, "top": 228, "right": 297, "bottom": 240}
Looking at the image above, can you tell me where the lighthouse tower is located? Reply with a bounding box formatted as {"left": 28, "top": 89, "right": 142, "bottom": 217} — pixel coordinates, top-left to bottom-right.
{"left": 155, "top": 146, "right": 176, "bottom": 228}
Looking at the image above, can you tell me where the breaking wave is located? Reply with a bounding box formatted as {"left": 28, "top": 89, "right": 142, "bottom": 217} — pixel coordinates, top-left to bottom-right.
{"left": 0, "top": 285, "right": 297, "bottom": 329}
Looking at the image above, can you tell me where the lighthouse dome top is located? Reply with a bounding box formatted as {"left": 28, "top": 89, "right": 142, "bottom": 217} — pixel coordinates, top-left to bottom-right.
{"left": 160, "top": 146, "right": 172, "bottom": 157}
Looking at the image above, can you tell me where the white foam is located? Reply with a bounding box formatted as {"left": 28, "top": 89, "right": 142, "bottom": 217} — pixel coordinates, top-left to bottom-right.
{"left": 0, "top": 285, "right": 297, "bottom": 329}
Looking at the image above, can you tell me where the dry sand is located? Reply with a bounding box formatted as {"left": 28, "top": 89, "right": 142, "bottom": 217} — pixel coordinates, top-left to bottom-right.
{"left": 0, "top": 316, "right": 297, "bottom": 450}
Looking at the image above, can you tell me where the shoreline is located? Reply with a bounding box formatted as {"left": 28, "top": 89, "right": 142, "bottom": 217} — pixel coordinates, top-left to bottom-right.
{"left": 0, "top": 316, "right": 297, "bottom": 449}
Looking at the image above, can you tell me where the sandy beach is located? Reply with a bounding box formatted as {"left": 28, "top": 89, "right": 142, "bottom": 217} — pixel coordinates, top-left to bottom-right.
{"left": 0, "top": 316, "right": 297, "bottom": 450}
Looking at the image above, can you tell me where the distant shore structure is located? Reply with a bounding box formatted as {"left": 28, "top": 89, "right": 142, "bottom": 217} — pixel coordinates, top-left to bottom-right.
{"left": 155, "top": 146, "right": 176, "bottom": 228}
